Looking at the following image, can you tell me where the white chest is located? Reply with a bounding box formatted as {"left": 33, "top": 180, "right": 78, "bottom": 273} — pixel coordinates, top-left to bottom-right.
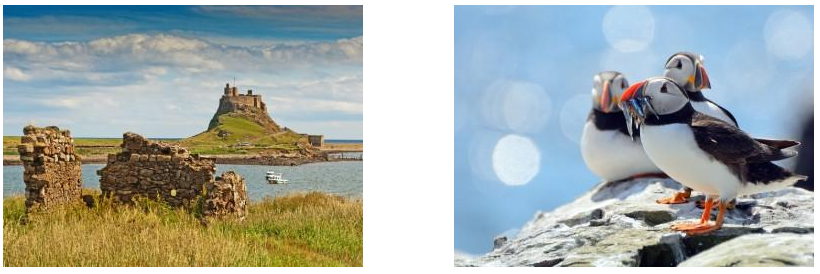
{"left": 580, "top": 121, "right": 660, "bottom": 181}
{"left": 640, "top": 123, "right": 740, "bottom": 198}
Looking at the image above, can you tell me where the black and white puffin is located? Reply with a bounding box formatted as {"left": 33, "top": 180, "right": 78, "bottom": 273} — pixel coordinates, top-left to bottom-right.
{"left": 663, "top": 52, "right": 737, "bottom": 126}
{"left": 619, "top": 77, "right": 807, "bottom": 235}
{"left": 657, "top": 52, "right": 734, "bottom": 204}
{"left": 581, "top": 71, "right": 665, "bottom": 182}
{"left": 659, "top": 52, "right": 797, "bottom": 206}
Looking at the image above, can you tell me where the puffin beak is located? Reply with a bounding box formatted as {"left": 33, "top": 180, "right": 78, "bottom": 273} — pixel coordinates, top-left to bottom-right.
{"left": 619, "top": 80, "right": 645, "bottom": 104}
{"left": 600, "top": 81, "right": 611, "bottom": 112}
{"left": 694, "top": 64, "right": 711, "bottom": 90}
{"left": 618, "top": 81, "right": 648, "bottom": 139}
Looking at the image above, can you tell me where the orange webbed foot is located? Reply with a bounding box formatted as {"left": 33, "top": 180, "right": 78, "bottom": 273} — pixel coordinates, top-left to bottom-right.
{"left": 681, "top": 223, "right": 722, "bottom": 236}
{"left": 670, "top": 222, "right": 703, "bottom": 230}
{"left": 672, "top": 199, "right": 727, "bottom": 236}
{"left": 656, "top": 191, "right": 690, "bottom": 204}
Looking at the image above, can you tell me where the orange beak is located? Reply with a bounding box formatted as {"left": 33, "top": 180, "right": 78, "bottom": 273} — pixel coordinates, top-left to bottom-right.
{"left": 695, "top": 64, "right": 711, "bottom": 90}
{"left": 620, "top": 80, "right": 646, "bottom": 102}
{"left": 600, "top": 81, "right": 611, "bottom": 112}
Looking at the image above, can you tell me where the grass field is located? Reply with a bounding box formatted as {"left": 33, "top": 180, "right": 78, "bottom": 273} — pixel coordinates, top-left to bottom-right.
{"left": 3, "top": 191, "right": 363, "bottom": 266}
{"left": 181, "top": 115, "right": 308, "bottom": 154}
{"left": 4, "top": 115, "right": 360, "bottom": 157}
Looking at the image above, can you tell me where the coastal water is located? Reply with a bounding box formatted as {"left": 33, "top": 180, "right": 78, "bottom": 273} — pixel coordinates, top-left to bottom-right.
{"left": 3, "top": 161, "right": 362, "bottom": 201}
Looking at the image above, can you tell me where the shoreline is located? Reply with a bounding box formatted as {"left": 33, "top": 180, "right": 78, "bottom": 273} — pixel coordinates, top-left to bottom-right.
{"left": 3, "top": 154, "right": 362, "bottom": 166}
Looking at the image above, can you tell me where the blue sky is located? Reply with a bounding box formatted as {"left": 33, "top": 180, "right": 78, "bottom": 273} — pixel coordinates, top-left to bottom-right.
{"left": 3, "top": 5, "right": 362, "bottom": 139}
{"left": 455, "top": 5, "right": 813, "bottom": 254}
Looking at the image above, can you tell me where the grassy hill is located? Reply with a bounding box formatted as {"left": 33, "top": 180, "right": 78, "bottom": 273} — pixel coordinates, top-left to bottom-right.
{"left": 3, "top": 191, "right": 363, "bottom": 266}
{"left": 180, "top": 114, "right": 311, "bottom": 155}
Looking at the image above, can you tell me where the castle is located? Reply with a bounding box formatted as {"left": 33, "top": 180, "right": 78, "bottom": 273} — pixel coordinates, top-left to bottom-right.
{"left": 220, "top": 83, "right": 266, "bottom": 112}
{"left": 208, "top": 83, "right": 324, "bottom": 148}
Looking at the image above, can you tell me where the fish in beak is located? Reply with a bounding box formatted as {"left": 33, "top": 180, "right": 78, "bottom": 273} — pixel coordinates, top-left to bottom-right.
{"left": 619, "top": 81, "right": 645, "bottom": 139}
{"left": 618, "top": 80, "right": 659, "bottom": 139}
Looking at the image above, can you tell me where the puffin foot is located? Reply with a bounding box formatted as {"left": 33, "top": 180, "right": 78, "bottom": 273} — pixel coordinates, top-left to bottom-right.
{"left": 696, "top": 199, "right": 736, "bottom": 210}
{"left": 680, "top": 223, "right": 722, "bottom": 236}
{"left": 656, "top": 190, "right": 691, "bottom": 204}
{"left": 677, "top": 199, "right": 727, "bottom": 236}
{"left": 670, "top": 221, "right": 703, "bottom": 230}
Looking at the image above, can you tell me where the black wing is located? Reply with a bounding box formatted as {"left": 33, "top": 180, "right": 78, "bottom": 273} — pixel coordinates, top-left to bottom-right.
{"left": 753, "top": 138, "right": 800, "bottom": 149}
{"left": 690, "top": 113, "right": 795, "bottom": 164}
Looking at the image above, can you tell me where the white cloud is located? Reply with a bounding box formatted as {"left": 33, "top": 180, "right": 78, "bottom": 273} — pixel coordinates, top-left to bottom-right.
{"left": 4, "top": 66, "right": 31, "bottom": 81}
{"left": 4, "top": 33, "right": 363, "bottom": 86}
{"left": 4, "top": 33, "right": 362, "bottom": 139}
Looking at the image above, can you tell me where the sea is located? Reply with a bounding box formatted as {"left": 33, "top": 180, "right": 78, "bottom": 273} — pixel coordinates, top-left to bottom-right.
{"left": 3, "top": 161, "right": 362, "bottom": 201}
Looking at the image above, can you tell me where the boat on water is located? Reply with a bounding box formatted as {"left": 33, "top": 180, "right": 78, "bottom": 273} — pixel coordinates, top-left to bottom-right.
{"left": 266, "top": 171, "right": 289, "bottom": 184}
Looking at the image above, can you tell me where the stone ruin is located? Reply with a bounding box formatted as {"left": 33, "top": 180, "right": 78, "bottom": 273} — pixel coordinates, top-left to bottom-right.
{"left": 97, "top": 132, "right": 247, "bottom": 218}
{"left": 204, "top": 171, "right": 248, "bottom": 219}
{"left": 18, "top": 125, "right": 82, "bottom": 211}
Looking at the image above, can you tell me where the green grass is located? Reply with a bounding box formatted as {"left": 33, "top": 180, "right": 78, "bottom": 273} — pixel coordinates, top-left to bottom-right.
{"left": 181, "top": 115, "right": 309, "bottom": 153}
{"left": 3, "top": 191, "right": 363, "bottom": 266}
{"left": 3, "top": 115, "right": 310, "bottom": 157}
{"left": 4, "top": 137, "right": 136, "bottom": 156}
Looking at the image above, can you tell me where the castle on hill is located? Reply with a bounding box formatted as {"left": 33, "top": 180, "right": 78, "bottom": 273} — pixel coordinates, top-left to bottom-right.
{"left": 207, "top": 83, "right": 324, "bottom": 147}
{"left": 219, "top": 83, "right": 266, "bottom": 112}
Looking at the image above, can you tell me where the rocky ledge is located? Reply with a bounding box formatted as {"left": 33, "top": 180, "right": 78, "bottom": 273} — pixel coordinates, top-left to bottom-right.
{"left": 456, "top": 178, "right": 813, "bottom": 267}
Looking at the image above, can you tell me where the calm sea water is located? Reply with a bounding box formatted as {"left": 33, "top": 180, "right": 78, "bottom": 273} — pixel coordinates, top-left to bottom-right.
{"left": 3, "top": 161, "right": 362, "bottom": 201}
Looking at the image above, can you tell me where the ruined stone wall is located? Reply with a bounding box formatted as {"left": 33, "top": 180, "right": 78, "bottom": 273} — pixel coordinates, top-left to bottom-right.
{"left": 98, "top": 132, "right": 247, "bottom": 217}
{"left": 18, "top": 125, "right": 82, "bottom": 211}
{"left": 98, "top": 132, "right": 215, "bottom": 207}
{"left": 204, "top": 171, "right": 248, "bottom": 219}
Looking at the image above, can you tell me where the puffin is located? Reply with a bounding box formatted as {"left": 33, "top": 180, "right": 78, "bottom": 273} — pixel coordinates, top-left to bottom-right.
{"left": 619, "top": 77, "right": 807, "bottom": 235}
{"left": 658, "top": 52, "right": 798, "bottom": 206}
{"left": 581, "top": 71, "right": 665, "bottom": 182}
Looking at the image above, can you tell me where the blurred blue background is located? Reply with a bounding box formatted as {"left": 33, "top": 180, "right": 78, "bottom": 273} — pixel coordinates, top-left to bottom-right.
{"left": 455, "top": 5, "right": 813, "bottom": 255}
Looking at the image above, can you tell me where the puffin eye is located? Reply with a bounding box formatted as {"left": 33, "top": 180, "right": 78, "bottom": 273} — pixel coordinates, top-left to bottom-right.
{"left": 660, "top": 84, "right": 668, "bottom": 93}
{"left": 675, "top": 60, "right": 682, "bottom": 69}
{"left": 621, "top": 81, "right": 626, "bottom": 89}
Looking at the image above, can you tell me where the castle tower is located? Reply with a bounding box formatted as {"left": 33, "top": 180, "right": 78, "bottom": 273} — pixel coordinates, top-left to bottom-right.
{"left": 224, "top": 83, "right": 231, "bottom": 96}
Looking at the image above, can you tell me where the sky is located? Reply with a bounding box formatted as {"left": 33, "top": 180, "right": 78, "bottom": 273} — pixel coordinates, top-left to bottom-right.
{"left": 455, "top": 5, "right": 813, "bottom": 254}
{"left": 3, "top": 5, "right": 363, "bottom": 139}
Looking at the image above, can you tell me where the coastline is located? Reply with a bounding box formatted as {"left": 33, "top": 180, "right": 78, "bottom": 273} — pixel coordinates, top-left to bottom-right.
{"left": 3, "top": 154, "right": 361, "bottom": 166}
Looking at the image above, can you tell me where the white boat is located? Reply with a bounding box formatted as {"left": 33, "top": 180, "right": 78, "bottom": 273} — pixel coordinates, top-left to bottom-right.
{"left": 266, "top": 171, "right": 289, "bottom": 184}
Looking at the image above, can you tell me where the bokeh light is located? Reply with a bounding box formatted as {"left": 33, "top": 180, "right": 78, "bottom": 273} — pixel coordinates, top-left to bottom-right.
{"left": 492, "top": 134, "right": 541, "bottom": 186}
{"left": 468, "top": 129, "right": 504, "bottom": 182}
{"left": 602, "top": 5, "right": 655, "bottom": 52}
{"left": 764, "top": 9, "right": 813, "bottom": 60}
{"left": 480, "top": 79, "right": 551, "bottom": 133}
{"left": 559, "top": 94, "right": 592, "bottom": 145}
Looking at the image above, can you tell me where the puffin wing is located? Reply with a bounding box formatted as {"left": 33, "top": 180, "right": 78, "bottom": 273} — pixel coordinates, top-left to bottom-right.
{"left": 690, "top": 113, "right": 791, "bottom": 164}
{"left": 752, "top": 138, "right": 800, "bottom": 149}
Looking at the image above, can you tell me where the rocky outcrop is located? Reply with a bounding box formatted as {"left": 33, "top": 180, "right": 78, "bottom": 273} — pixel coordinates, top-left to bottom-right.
{"left": 18, "top": 125, "right": 82, "bottom": 211}
{"left": 203, "top": 171, "right": 248, "bottom": 219}
{"left": 97, "top": 132, "right": 247, "bottom": 218}
{"left": 457, "top": 178, "right": 814, "bottom": 267}
{"left": 678, "top": 233, "right": 813, "bottom": 266}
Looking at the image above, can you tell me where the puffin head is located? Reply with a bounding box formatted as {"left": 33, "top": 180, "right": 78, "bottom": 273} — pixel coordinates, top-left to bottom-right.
{"left": 663, "top": 52, "right": 711, "bottom": 92}
{"left": 619, "top": 77, "right": 690, "bottom": 136}
{"left": 591, "top": 71, "right": 629, "bottom": 113}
